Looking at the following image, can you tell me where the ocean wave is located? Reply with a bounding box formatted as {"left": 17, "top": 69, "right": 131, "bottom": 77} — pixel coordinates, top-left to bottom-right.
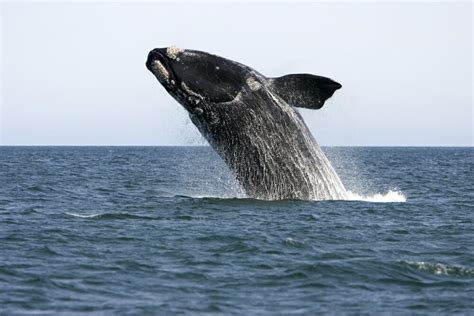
{"left": 400, "top": 260, "right": 474, "bottom": 277}
{"left": 65, "top": 212, "right": 153, "bottom": 220}
{"left": 283, "top": 237, "right": 305, "bottom": 248}
{"left": 66, "top": 212, "right": 100, "bottom": 218}
{"left": 345, "top": 190, "right": 406, "bottom": 203}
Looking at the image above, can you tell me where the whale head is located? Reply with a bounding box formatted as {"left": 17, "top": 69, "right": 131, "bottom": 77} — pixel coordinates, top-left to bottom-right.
{"left": 146, "top": 47, "right": 254, "bottom": 114}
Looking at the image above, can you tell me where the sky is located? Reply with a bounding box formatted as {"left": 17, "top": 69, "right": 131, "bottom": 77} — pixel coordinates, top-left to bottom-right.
{"left": 1, "top": 1, "right": 472, "bottom": 146}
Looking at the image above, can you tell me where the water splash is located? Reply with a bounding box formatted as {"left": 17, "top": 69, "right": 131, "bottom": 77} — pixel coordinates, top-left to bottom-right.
{"left": 345, "top": 190, "right": 406, "bottom": 203}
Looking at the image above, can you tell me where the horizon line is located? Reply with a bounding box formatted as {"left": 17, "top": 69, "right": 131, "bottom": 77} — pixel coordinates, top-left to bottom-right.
{"left": 1, "top": 144, "right": 472, "bottom": 148}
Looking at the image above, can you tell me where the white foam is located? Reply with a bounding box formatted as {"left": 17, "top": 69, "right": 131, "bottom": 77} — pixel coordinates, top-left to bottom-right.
{"left": 345, "top": 189, "right": 406, "bottom": 203}
{"left": 66, "top": 212, "right": 101, "bottom": 218}
{"left": 187, "top": 190, "right": 406, "bottom": 203}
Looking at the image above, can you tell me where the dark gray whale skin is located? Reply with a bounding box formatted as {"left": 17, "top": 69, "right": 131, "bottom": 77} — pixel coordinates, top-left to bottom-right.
{"left": 146, "top": 47, "right": 347, "bottom": 200}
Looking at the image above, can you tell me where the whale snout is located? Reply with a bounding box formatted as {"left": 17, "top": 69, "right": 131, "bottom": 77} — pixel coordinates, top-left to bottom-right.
{"left": 146, "top": 46, "right": 184, "bottom": 70}
{"left": 146, "top": 48, "right": 177, "bottom": 85}
{"left": 146, "top": 46, "right": 187, "bottom": 86}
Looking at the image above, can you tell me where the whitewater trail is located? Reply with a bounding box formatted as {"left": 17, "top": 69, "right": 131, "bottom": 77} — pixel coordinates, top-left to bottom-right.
{"left": 345, "top": 190, "right": 406, "bottom": 203}
{"left": 158, "top": 190, "right": 406, "bottom": 203}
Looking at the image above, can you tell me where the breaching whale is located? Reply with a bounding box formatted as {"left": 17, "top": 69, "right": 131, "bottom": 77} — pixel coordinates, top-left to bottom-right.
{"left": 146, "top": 47, "right": 347, "bottom": 200}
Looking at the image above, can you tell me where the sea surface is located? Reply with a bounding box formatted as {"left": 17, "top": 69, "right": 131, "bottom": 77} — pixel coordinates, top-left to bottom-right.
{"left": 0, "top": 146, "right": 472, "bottom": 314}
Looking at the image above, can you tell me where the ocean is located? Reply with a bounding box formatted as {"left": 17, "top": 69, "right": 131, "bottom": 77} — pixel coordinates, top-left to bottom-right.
{"left": 0, "top": 146, "right": 472, "bottom": 314}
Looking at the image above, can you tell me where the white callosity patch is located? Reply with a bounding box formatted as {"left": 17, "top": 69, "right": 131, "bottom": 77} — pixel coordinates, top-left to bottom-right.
{"left": 246, "top": 77, "right": 261, "bottom": 91}
{"left": 152, "top": 60, "right": 169, "bottom": 82}
{"left": 166, "top": 46, "right": 183, "bottom": 60}
{"left": 181, "top": 82, "right": 203, "bottom": 99}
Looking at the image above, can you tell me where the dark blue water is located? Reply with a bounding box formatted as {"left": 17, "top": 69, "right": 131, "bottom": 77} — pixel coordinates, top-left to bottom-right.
{"left": 1, "top": 147, "right": 472, "bottom": 314}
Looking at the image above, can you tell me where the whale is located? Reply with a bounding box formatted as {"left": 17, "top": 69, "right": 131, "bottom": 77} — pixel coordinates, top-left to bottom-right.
{"left": 146, "top": 47, "right": 347, "bottom": 200}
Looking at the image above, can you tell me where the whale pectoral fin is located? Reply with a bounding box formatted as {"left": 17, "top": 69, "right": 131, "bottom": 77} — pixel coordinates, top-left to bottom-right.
{"left": 269, "top": 74, "right": 342, "bottom": 109}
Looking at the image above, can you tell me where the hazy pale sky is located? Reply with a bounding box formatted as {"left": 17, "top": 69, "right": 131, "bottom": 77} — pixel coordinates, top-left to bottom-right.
{"left": 1, "top": 1, "right": 472, "bottom": 146}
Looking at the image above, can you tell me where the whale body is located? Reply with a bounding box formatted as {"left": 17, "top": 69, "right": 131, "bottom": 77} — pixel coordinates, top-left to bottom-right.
{"left": 146, "top": 47, "right": 347, "bottom": 200}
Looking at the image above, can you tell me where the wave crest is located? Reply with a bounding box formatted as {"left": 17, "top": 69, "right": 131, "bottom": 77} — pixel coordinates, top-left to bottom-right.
{"left": 401, "top": 260, "right": 474, "bottom": 277}
{"left": 65, "top": 212, "right": 152, "bottom": 220}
